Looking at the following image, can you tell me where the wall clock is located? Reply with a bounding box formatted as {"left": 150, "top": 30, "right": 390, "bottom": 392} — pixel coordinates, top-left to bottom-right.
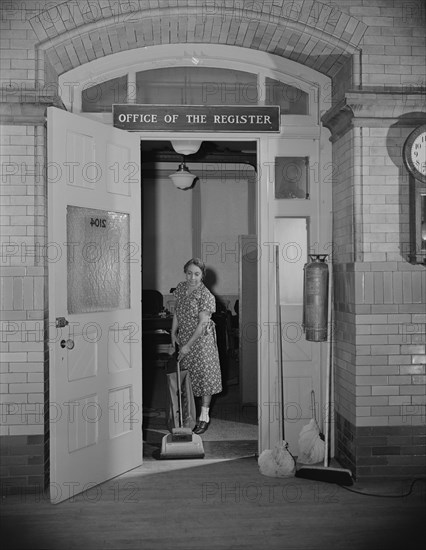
{"left": 403, "top": 124, "right": 426, "bottom": 184}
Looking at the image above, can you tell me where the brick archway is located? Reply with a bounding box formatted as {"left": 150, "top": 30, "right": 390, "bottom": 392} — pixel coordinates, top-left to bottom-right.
{"left": 30, "top": 0, "right": 366, "bottom": 92}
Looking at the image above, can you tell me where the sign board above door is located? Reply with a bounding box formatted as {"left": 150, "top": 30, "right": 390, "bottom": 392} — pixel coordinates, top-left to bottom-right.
{"left": 113, "top": 105, "right": 280, "bottom": 132}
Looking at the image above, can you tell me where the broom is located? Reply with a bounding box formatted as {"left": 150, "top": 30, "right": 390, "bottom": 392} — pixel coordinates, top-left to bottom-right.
{"left": 297, "top": 390, "right": 325, "bottom": 465}
{"left": 296, "top": 258, "right": 353, "bottom": 486}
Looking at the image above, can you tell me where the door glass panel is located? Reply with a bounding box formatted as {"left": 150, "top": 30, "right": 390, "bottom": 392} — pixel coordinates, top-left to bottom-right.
{"left": 265, "top": 78, "right": 309, "bottom": 114}
{"left": 275, "top": 157, "right": 309, "bottom": 199}
{"left": 275, "top": 218, "right": 307, "bottom": 305}
{"left": 67, "top": 206, "right": 130, "bottom": 313}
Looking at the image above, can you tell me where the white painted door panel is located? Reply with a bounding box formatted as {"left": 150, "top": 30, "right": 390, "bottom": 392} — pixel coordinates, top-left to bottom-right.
{"left": 48, "top": 107, "right": 142, "bottom": 503}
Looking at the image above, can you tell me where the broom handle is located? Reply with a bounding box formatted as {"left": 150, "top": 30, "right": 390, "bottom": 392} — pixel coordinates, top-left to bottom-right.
{"left": 311, "top": 390, "right": 316, "bottom": 423}
{"left": 176, "top": 359, "right": 183, "bottom": 429}
{"left": 275, "top": 245, "right": 285, "bottom": 441}
{"left": 324, "top": 258, "right": 333, "bottom": 468}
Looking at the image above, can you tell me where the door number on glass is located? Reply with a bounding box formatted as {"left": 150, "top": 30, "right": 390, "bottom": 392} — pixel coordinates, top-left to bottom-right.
{"left": 90, "top": 218, "right": 107, "bottom": 228}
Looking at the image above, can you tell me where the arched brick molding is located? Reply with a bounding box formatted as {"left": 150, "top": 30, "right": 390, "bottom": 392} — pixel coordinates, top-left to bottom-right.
{"left": 29, "top": 0, "right": 366, "bottom": 92}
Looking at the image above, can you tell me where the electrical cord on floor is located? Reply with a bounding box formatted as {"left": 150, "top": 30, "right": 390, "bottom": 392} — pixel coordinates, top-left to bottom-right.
{"left": 338, "top": 478, "right": 426, "bottom": 498}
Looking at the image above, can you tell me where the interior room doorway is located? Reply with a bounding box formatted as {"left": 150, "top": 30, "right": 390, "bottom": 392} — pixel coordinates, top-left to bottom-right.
{"left": 140, "top": 139, "right": 259, "bottom": 460}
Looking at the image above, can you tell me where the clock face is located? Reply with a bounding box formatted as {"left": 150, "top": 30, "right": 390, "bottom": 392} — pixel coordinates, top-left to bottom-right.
{"left": 404, "top": 124, "right": 426, "bottom": 184}
{"left": 411, "top": 134, "right": 426, "bottom": 174}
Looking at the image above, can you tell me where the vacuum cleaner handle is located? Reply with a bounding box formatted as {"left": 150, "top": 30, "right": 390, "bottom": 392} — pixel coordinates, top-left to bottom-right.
{"left": 176, "top": 359, "right": 183, "bottom": 429}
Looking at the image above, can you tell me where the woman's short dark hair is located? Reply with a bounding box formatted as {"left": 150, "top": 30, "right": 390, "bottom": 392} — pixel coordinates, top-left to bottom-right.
{"left": 184, "top": 257, "right": 206, "bottom": 278}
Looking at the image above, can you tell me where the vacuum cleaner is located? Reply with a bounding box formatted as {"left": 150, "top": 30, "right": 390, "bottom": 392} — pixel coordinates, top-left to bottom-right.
{"left": 160, "top": 359, "right": 205, "bottom": 459}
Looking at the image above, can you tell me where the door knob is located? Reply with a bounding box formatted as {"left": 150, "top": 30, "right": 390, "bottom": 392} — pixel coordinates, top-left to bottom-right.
{"left": 60, "top": 339, "right": 75, "bottom": 350}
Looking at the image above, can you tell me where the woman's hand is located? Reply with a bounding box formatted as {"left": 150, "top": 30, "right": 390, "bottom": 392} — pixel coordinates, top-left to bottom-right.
{"left": 178, "top": 344, "right": 191, "bottom": 361}
{"left": 171, "top": 332, "right": 178, "bottom": 348}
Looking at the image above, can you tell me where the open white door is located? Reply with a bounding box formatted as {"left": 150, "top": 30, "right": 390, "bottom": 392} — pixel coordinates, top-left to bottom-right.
{"left": 47, "top": 107, "right": 142, "bottom": 503}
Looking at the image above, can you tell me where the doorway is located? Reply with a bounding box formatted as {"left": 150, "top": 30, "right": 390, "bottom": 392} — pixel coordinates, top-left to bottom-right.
{"left": 45, "top": 43, "right": 333, "bottom": 501}
{"left": 140, "top": 139, "right": 259, "bottom": 459}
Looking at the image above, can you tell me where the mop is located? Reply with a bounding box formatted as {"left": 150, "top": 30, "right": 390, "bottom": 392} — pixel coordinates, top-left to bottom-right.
{"left": 295, "top": 258, "right": 353, "bottom": 485}
{"left": 160, "top": 359, "right": 205, "bottom": 459}
{"left": 258, "top": 246, "right": 296, "bottom": 478}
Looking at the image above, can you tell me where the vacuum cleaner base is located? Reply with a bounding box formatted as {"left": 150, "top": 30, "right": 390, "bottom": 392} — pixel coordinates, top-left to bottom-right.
{"left": 159, "top": 432, "right": 205, "bottom": 459}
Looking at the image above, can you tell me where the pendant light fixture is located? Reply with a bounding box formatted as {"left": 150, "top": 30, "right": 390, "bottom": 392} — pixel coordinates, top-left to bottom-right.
{"left": 168, "top": 140, "right": 201, "bottom": 189}
{"left": 169, "top": 156, "right": 197, "bottom": 189}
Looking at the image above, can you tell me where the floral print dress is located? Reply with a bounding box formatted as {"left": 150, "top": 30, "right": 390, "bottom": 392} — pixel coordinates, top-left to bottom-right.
{"left": 174, "top": 281, "right": 222, "bottom": 397}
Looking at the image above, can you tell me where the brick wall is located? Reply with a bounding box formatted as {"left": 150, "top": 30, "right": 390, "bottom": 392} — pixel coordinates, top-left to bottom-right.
{"left": 331, "top": 126, "right": 355, "bottom": 264}
{"left": 326, "top": 97, "right": 426, "bottom": 476}
{"left": 353, "top": 0, "right": 425, "bottom": 89}
{"left": 1, "top": 1, "right": 424, "bottom": 92}
{"left": 1, "top": 123, "right": 47, "bottom": 429}
{"left": 336, "top": 412, "right": 426, "bottom": 479}
{"left": 0, "top": 120, "right": 48, "bottom": 492}
{"left": 0, "top": 434, "right": 45, "bottom": 494}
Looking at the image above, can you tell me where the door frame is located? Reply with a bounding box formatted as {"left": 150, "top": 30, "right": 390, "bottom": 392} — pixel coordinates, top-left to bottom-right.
{"left": 137, "top": 130, "right": 277, "bottom": 454}
{"left": 261, "top": 135, "right": 333, "bottom": 454}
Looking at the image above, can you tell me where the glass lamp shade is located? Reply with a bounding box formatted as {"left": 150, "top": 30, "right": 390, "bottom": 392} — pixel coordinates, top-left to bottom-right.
{"left": 170, "top": 140, "right": 202, "bottom": 155}
{"left": 169, "top": 163, "right": 197, "bottom": 189}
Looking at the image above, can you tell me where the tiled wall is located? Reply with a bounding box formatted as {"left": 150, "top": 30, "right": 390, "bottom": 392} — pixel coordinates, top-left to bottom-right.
{"left": 332, "top": 129, "right": 355, "bottom": 264}
{"left": 359, "top": 126, "right": 411, "bottom": 263}
{"left": 1, "top": 124, "right": 47, "bottom": 436}
{"left": 3, "top": 1, "right": 424, "bottom": 96}
{"left": 0, "top": 123, "right": 48, "bottom": 491}
{"left": 353, "top": 263, "right": 425, "bottom": 426}
{"left": 358, "top": 2, "right": 425, "bottom": 88}
{"left": 336, "top": 412, "right": 426, "bottom": 479}
{"left": 332, "top": 122, "right": 426, "bottom": 477}
{"left": 334, "top": 264, "right": 426, "bottom": 421}
{"left": 0, "top": 434, "right": 45, "bottom": 495}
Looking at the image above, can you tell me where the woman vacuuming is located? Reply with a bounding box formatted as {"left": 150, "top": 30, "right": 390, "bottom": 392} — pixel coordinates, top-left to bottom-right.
{"left": 171, "top": 258, "right": 222, "bottom": 434}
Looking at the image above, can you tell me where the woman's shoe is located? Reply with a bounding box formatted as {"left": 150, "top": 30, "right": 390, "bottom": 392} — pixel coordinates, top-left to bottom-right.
{"left": 193, "top": 421, "right": 209, "bottom": 434}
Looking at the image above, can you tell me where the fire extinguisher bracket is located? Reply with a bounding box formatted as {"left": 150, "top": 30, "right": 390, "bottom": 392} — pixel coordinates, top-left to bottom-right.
{"left": 303, "top": 255, "right": 329, "bottom": 342}
{"left": 308, "top": 254, "right": 328, "bottom": 262}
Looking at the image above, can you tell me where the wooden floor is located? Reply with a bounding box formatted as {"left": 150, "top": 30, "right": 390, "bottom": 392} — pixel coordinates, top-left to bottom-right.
{"left": 3, "top": 359, "right": 425, "bottom": 549}
{"left": 2, "top": 457, "right": 425, "bottom": 550}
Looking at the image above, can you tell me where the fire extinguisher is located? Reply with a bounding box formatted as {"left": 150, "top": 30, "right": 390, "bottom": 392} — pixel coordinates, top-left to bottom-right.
{"left": 303, "top": 254, "right": 329, "bottom": 342}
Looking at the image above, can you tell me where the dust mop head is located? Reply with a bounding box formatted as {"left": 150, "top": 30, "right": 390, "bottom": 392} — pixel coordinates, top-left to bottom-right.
{"left": 258, "top": 440, "right": 296, "bottom": 478}
{"left": 295, "top": 465, "right": 353, "bottom": 486}
{"left": 298, "top": 419, "right": 325, "bottom": 464}
{"left": 159, "top": 432, "right": 205, "bottom": 459}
